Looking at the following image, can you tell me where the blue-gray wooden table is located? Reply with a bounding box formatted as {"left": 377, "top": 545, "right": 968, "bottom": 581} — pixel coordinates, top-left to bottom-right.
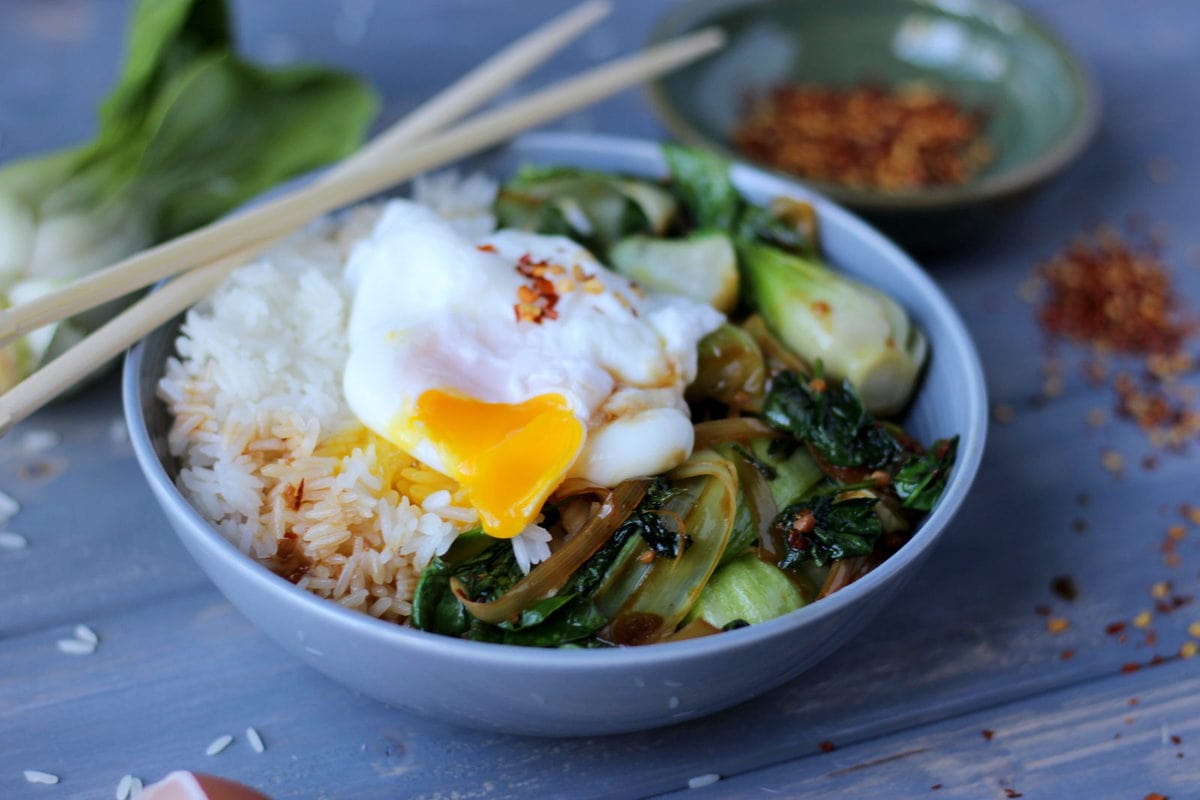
{"left": 3, "top": 1, "right": 1200, "bottom": 797}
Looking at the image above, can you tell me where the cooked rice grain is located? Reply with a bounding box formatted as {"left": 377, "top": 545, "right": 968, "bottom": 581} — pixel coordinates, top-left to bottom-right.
{"left": 159, "top": 195, "right": 489, "bottom": 624}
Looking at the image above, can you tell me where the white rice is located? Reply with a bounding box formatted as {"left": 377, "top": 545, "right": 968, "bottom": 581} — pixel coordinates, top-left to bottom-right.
{"left": 205, "top": 734, "right": 234, "bottom": 756}
{"left": 158, "top": 173, "right": 538, "bottom": 625}
{"left": 56, "top": 638, "right": 95, "bottom": 656}
{"left": 0, "top": 531, "right": 28, "bottom": 551}
{"left": 0, "top": 489, "right": 19, "bottom": 527}
{"left": 24, "top": 770, "right": 59, "bottom": 785}
{"left": 246, "top": 726, "right": 265, "bottom": 753}
{"left": 688, "top": 774, "right": 721, "bottom": 789}
{"left": 19, "top": 429, "right": 60, "bottom": 453}
{"left": 116, "top": 774, "right": 143, "bottom": 800}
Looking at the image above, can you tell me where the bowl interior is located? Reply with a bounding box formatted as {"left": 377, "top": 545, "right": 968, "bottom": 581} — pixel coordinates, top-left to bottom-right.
{"left": 126, "top": 133, "right": 987, "bottom": 674}
{"left": 650, "top": 0, "right": 1095, "bottom": 207}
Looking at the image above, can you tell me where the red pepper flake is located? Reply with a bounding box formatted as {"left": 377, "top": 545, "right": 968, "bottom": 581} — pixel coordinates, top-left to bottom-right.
{"left": 1150, "top": 654, "right": 1167, "bottom": 666}
{"left": 1128, "top": 697, "right": 1139, "bottom": 706}
{"left": 1060, "top": 649, "right": 1075, "bottom": 661}
{"left": 476, "top": 243, "right": 497, "bottom": 253}
{"left": 1121, "top": 662, "right": 1142, "bottom": 674}
{"left": 1143, "top": 794, "right": 1168, "bottom": 800}
{"left": 930, "top": 785, "right": 943, "bottom": 791}
{"left": 1051, "top": 575, "right": 1079, "bottom": 601}
{"left": 1037, "top": 229, "right": 1192, "bottom": 353}
{"left": 1171, "top": 735, "right": 1183, "bottom": 746}
{"left": 733, "top": 81, "right": 993, "bottom": 191}
{"left": 981, "top": 729, "right": 994, "bottom": 741}
{"left": 818, "top": 740, "right": 836, "bottom": 753}
{"left": 1106, "top": 620, "right": 1127, "bottom": 635}
{"left": 1004, "top": 789, "right": 1024, "bottom": 799}
{"left": 512, "top": 254, "right": 563, "bottom": 324}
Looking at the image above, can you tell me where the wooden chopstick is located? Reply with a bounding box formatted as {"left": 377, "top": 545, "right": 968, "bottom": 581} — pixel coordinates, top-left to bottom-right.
{"left": 0, "top": 26, "right": 725, "bottom": 436}
{"left": 0, "top": 0, "right": 614, "bottom": 349}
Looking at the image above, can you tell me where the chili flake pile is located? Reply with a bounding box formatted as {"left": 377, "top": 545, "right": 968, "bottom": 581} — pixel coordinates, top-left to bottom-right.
{"left": 1032, "top": 227, "right": 1200, "bottom": 450}
{"left": 733, "top": 81, "right": 993, "bottom": 192}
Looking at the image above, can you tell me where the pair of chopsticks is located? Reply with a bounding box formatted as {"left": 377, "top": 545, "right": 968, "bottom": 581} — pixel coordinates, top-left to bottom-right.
{"left": 0, "top": 1, "right": 724, "bottom": 436}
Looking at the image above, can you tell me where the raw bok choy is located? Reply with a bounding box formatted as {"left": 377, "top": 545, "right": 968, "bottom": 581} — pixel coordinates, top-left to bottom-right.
{"left": 0, "top": 0, "right": 377, "bottom": 390}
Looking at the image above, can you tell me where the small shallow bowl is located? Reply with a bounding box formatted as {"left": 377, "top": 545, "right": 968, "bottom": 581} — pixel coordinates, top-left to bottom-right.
{"left": 648, "top": 0, "right": 1099, "bottom": 248}
{"left": 124, "top": 132, "right": 987, "bottom": 736}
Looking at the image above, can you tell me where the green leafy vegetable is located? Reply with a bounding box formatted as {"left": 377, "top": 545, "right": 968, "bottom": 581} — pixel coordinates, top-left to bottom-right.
{"left": 617, "top": 477, "right": 687, "bottom": 559}
{"left": 0, "top": 0, "right": 377, "bottom": 390}
{"left": 686, "top": 553, "right": 807, "bottom": 628}
{"left": 775, "top": 494, "right": 882, "bottom": 569}
{"left": 738, "top": 239, "right": 927, "bottom": 415}
{"left": 894, "top": 436, "right": 959, "bottom": 511}
{"left": 688, "top": 324, "right": 767, "bottom": 411}
{"left": 608, "top": 231, "right": 739, "bottom": 312}
{"left": 736, "top": 203, "right": 819, "bottom": 260}
{"left": 495, "top": 165, "right": 676, "bottom": 256}
{"left": 763, "top": 368, "right": 901, "bottom": 470}
{"left": 662, "top": 143, "right": 741, "bottom": 231}
{"left": 601, "top": 452, "right": 738, "bottom": 645}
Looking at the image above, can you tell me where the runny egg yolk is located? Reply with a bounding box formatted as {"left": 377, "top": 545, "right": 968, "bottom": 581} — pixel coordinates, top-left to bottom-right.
{"left": 391, "top": 390, "right": 585, "bottom": 539}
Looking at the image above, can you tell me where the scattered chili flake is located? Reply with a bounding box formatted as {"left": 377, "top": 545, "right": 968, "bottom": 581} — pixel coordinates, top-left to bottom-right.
{"left": 981, "top": 729, "right": 995, "bottom": 741}
{"left": 991, "top": 403, "right": 1016, "bottom": 424}
{"left": 1121, "top": 663, "right": 1142, "bottom": 674}
{"left": 1051, "top": 575, "right": 1079, "bottom": 601}
{"left": 1046, "top": 617, "right": 1070, "bottom": 635}
{"left": 1107, "top": 621, "right": 1127, "bottom": 635}
{"left": 733, "top": 81, "right": 992, "bottom": 192}
{"left": 1168, "top": 524, "right": 1188, "bottom": 540}
{"left": 1166, "top": 553, "right": 1182, "bottom": 567}
{"left": 475, "top": 243, "right": 497, "bottom": 253}
{"left": 1060, "top": 649, "right": 1075, "bottom": 661}
{"left": 1148, "top": 156, "right": 1176, "bottom": 184}
{"left": 1129, "top": 697, "right": 1140, "bottom": 706}
{"left": 1037, "top": 229, "right": 1192, "bottom": 353}
{"left": 1143, "top": 793, "right": 1168, "bottom": 800}
{"left": 930, "top": 785, "right": 943, "bottom": 791}
{"left": 1150, "top": 654, "right": 1167, "bottom": 666}
{"left": 818, "top": 740, "right": 836, "bottom": 753}
{"left": 1101, "top": 449, "right": 1125, "bottom": 473}
{"left": 1171, "top": 735, "right": 1183, "bottom": 746}
{"left": 1133, "top": 610, "right": 1154, "bottom": 629}
{"left": 1003, "top": 789, "right": 1023, "bottom": 799}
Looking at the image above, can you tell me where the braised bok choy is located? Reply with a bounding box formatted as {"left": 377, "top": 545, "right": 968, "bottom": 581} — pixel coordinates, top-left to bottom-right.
{"left": 407, "top": 145, "right": 957, "bottom": 647}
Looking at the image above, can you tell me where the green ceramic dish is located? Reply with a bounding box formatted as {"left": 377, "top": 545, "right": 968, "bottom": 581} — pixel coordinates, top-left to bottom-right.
{"left": 648, "top": 0, "right": 1099, "bottom": 248}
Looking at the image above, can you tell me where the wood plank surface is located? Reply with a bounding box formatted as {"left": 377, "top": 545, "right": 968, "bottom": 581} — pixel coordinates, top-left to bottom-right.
{"left": 3, "top": 0, "right": 1200, "bottom": 798}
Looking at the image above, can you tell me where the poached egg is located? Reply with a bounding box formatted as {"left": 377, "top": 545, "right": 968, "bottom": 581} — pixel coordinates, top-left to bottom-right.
{"left": 343, "top": 200, "right": 723, "bottom": 539}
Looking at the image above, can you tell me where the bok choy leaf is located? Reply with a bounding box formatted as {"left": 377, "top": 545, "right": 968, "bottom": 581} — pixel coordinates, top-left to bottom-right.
{"left": 0, "top": 0, "right": 377, "bottom": 390}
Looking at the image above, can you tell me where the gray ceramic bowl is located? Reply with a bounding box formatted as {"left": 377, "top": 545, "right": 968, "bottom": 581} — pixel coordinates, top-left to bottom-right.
{"left": 647, "top": 0, "right": 1100, "bottom": 248}
{"left": 123, "top": 133, "right": 987, "bottom": 736}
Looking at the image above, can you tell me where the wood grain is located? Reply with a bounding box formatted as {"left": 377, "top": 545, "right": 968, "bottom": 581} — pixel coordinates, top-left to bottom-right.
{"left": 3, "top": 0, "right": 1200, "bottom": 798}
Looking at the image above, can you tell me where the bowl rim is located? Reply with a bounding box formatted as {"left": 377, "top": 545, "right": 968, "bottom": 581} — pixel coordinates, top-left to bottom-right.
{"left": 122, "top": 131, "right": 988, "bottom": 670}
{"left": 645, "top": 0, "right": 1102, "bottom": 212}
